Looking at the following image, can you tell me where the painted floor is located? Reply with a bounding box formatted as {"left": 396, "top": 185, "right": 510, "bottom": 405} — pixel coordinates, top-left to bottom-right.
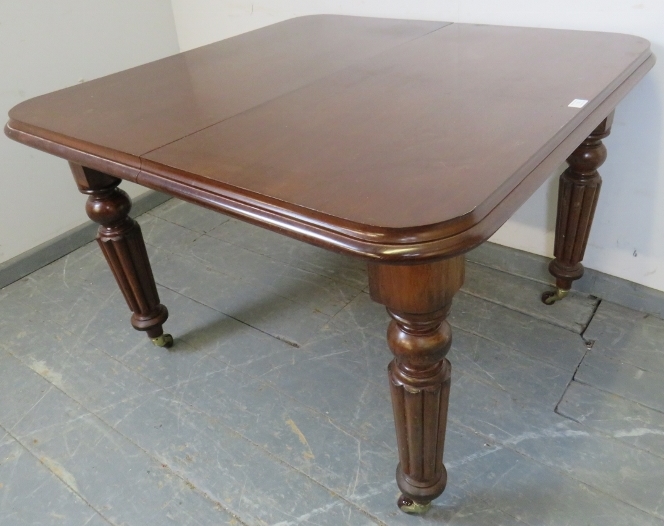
{"left": 1, "top": 198, "right": 663, "bottom": 525}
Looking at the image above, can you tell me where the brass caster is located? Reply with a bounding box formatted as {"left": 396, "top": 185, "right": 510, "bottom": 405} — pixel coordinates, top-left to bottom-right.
{"left": 541, "top": 288, "right": 569, "bottom": 305}
{"left": 397, "top": 495, "right": 431, "bottom": 515}
{"left": 151, "top": 333, "right": 174, "bottom": 348}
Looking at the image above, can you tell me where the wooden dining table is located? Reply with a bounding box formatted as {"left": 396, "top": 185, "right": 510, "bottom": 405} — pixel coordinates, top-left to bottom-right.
{"left": 5, "top": 15, "right": 654, "bottom": 514}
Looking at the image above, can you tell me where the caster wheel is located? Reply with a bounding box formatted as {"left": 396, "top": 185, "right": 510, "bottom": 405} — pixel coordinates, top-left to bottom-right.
{"left": 397, "top": 495, "right": 431, "bottom": 515}
{"left": 151, "top": 333, "right": 174, "bottom": 348}
{"left": 541, "top": 288, "right": 568, "bottom": 305}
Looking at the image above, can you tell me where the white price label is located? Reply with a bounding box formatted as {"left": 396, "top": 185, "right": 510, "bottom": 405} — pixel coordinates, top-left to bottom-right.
{"left": 568, "top": 99, "right": 588, "bottom": 108}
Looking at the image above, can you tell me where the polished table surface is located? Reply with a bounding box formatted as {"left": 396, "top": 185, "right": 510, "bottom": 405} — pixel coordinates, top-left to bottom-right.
{"left": 5, "top": 15, "right": 655, "bottom": 514}
{"left": 6, "top": 15, "right": 653, "bottom": 260}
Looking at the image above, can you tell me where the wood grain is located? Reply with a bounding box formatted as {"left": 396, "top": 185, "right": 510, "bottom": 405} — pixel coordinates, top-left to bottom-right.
{"left": 5, "top": 17, "right": 654, "bottom": 261}
{"left": 3, "top": 16, "right": 656, "bottom": 515}
{"left": 549, "top": 116, "right": 612, "bottom": 291}
{"left": 71, "top": 163, "right": 169, "bottom": 340}
{"left": 369, "top": 256, "right": 464, "bottom": 508}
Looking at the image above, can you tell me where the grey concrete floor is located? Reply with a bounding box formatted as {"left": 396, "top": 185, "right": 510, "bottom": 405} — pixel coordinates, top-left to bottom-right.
{"left": 1, "top": 198, "right": 664, "bottom": 525}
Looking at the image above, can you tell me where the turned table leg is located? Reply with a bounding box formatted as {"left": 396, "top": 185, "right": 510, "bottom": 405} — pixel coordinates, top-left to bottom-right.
{"left": 542, "top": 113, "right": 613, "bottom": 305}
{"left": 369, "top": 256, "right": 464, "bottom": 514}
{"left": 70, "top": 163, "right": 172, "bottom": 347}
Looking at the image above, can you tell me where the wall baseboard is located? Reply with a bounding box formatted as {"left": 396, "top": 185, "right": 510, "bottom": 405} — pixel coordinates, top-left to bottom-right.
{"left": 0, "top": 191, "right": 171, "bottom": 290}
{"left": 3, "top": 192, "right": 662, "bottom": 319}
{"left": 468, "top": 242, "right": 664, "bottom": 319}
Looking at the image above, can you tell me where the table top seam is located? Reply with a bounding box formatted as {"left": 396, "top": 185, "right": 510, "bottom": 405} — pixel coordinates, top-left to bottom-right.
{"left": 136, "top": 20, "right": 453, "bottom": 160}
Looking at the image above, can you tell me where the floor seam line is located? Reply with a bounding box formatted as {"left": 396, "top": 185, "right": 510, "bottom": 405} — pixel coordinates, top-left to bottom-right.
{"left": 449, "top": 322, "right": 582, "bottom": 372}
{"left": 119, "top": 377, "right": 389, "bottom": 525}
{"left": 0, "top": 400, "right": 116, "bottom": 525}
{"left": 1, "top": 347, "right": 252, "bottom": 525}
{"left": 465, "top": 258, "right": 553, "bottom": 286}
{"left": 199, "top": 230, "right": 368, "bottom": 290}
{"left": 554, "top": 298, "right": 603, "bottom": 414}
{"left": 451, "top": 418, "right": 664, "bottom": 523}
{"left": 457, "top": 289, "right": 587, "bottom": 334}
{"left": 3, "top": 354, "right": 253, "bottom": 525}
{"left": 155, "top": 281, "right": 317, "bottom": 348}
{"left": 570, "top": 378, "right": 664, "bottom": 416}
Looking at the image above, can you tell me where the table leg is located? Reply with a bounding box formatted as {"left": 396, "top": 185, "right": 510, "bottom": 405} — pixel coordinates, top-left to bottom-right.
{"left": 542, "top": 113, "right": 613, "bottom": 305}
{"left": 368, "top": 256, "right": 464, "bottom": 514}
{"left": 70, "top": 163, "right": 172, "bottom": 347}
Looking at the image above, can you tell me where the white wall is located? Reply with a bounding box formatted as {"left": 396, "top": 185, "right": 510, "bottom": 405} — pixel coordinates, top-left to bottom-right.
{"left": 171, "top": 0, "right": 664, "bottom": 292}
{"left": 0, "top": 1, "right": 180, "bottom": 264}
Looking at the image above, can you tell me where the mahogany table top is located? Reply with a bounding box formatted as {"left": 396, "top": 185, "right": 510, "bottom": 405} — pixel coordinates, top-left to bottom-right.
{"left": 6, "top": 15, "right": 654, "bottom": 261}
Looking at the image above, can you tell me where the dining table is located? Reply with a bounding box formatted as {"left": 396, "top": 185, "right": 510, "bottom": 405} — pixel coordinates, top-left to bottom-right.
{"left": 5, "top": 14, "right": 655, "bottom": 514}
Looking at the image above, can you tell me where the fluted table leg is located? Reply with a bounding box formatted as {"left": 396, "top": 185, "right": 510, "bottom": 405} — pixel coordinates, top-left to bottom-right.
{"left": 542, "top": 113, "right": 613, "bottom": 305}
{"left": 369, "top": 256, "right": 464, "bottom": 514}
{"left": 70, "top": 163, "right": 172, "bottom": 347}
